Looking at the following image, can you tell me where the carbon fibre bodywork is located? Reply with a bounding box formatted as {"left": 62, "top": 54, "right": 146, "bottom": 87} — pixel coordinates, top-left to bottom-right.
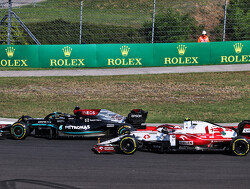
{"left": 0, "top": 107, "right": 147, "bottom": 139}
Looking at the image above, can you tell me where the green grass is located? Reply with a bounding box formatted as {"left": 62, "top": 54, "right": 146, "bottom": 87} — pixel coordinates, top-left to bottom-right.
{"left": 0, "top": 0, "right": 224, "bottom": 44}
{"left": 4, "top": 0, "right": 213, "bottom": 27}
{"left": 10, "top": 0, "right": 152, "bottom": 27}
{"left": 0, "top": 72, "right": 249, "bottom": 123}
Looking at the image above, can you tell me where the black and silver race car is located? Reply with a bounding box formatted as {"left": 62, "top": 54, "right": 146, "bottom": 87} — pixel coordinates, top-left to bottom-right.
{"left": 0, "top": 107, "right": 147, "bottom": 139}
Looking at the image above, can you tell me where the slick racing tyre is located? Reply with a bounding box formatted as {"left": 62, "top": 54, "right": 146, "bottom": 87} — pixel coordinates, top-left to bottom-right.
{"left": 117, "top": 125, "right": 133, "bottom": 136}
{"left": 230, "top": 136, "right": 250, "bottom": 156}
{"left": 17, "top": 116, "right": 33, "bottom": 134}
{"left": 119, "top": 136, "right": 137, "bottom": 154}
{"left": 11, "top": 122, "right": 29, "bottom": 140}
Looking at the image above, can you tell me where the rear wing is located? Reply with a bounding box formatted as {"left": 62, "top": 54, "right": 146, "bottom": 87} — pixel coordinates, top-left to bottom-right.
{"left": 126, "top": 109, "right": 148, "bottom": 129}
{"left": 238, "top": 120, "right": 250, "bottom": 139}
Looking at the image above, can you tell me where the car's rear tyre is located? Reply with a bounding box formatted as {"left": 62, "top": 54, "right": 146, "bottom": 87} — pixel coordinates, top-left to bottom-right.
{"left": 230, "top": 136, "right": 250, "bottom": 156}
{"left": 117, "top": 125, "right": 133, "bottom": 136}
{"left": 11, "top": 122, "right": 29, "bottom": 140}
{"left": 119, "top": 136, "right": 137, "bottom": 154}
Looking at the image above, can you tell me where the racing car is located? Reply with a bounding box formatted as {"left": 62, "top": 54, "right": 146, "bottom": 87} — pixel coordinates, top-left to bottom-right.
{"left": 92, "top": 119, "right": 250, "bottom": 156}
{"left": 0, "top": 107, "right": 147, "bottom": 139}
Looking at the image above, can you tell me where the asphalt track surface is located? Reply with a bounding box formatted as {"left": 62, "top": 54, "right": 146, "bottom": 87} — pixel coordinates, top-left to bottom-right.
{"left": 1, "top": 136, "right": 250, "bottom": 189}
{"left": 1, "top": 65, "right": 250, "bottom": 189}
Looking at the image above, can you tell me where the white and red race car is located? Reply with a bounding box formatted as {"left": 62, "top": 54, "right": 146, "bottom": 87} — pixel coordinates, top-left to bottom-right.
{"left": 92, "top": 119, "right": 250, "bottom": 156}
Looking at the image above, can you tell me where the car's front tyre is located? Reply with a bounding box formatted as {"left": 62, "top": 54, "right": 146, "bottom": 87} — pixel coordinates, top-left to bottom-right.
{"left": 117, "top": 125, "right": 133, "bottom": 136}
{"left": 119, "top": 136, "right": 137, "bottom": 154}
{"left": 11, "top": 122, "right": 29, "bottom": 140}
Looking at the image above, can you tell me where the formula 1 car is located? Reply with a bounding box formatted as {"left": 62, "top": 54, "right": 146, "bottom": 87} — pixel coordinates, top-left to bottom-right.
{"left": 0, "top": 107, "right": 147, "bottom": 140}
{"left": 92, "top": 119, "right": 250, "bottom": 156}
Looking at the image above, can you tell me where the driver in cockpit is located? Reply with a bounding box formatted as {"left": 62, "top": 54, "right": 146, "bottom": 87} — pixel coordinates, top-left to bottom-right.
{"left": 183, "top": 118, "right": 195, "bottom": 129}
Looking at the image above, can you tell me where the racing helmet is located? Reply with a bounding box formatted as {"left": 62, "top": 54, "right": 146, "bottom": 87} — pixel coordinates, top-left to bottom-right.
{"left": 202, "top": 30, "right": 207, "bottom": 35}
{"left": 183, "top": 118, "right": 192, "bottom": 129}
{"left": 74, "top": 106, "right": 80, "bottom": 110}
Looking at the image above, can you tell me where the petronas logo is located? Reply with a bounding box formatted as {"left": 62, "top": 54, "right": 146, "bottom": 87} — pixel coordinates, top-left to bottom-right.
{"left": 233, "top": 43, "right": 243, "bottom": 54}
{"left": 62, "top": 46, "right": 72, "bottom": 57}
{"left": 177, "top": 45, "right": 187, "bottom": 55}
{"left": 120, "top": 46, "right": 130, "bottom": 57}
{"left": 5, "top": 47, "right": 15, "bottom": 58}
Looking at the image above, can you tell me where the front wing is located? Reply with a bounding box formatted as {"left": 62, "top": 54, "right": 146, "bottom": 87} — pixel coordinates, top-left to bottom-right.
{"left": 92, "top": 145, "right": 116, "bottom": 154}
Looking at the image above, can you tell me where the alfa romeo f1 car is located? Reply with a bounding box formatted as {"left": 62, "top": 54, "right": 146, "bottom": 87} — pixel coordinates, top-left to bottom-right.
{"left": 0, "top": 107, "right": 147, "bottom": 139}
{"left": 93, "top": 119, "right": 250, "bottom": 156}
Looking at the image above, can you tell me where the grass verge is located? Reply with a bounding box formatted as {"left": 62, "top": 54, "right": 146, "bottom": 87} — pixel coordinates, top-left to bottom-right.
{"left": 0, "top": 71, "right": 249, "bottom": 123}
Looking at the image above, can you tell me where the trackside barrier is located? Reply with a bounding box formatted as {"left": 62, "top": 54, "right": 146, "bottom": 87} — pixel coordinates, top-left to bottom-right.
{"left": 0, "top": 41, "right": 249, "bottom": 68}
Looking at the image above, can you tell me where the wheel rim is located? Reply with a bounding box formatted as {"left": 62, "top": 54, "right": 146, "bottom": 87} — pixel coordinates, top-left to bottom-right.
{"left": 119, "top": 128, "right": 130, "bottom": 135}
{"left": 235, "top": 141, "right": 247, "bottom": 154}
{"left": 122, "top": 139, "right": 135, "bottom": 152}
{"left": 118, "top": 126, "right": 131, "bottom": 135}
{"left": 13, "top": 126, "right": 24, "bottom": 137}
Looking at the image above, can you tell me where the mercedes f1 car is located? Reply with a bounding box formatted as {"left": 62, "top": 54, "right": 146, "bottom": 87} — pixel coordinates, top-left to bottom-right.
{"left": 0, "top": 107, "right": 147, "bottom": 139}
{"left": 93, "top": 119, "right": 250, "bottom": 156}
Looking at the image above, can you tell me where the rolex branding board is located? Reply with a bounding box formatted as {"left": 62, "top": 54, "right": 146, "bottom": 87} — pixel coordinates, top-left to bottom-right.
{"left": 0, "top": 41, "right": 249, "bottom": 68}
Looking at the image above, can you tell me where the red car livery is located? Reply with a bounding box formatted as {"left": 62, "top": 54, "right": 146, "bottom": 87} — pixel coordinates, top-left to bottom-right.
{"left": 93, "top": 120, "right": 250, "bottom": 156}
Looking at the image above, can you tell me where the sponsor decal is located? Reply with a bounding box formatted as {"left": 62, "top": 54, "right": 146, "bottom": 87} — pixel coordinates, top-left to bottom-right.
{"left": 98, "top": 146, "right": 115, "bottom": 152}
{"left": 1, "top": 47, "right": 28, "bottom": 67}
{"left": 104, "top": 147, "right": 114, "bottom": 151}
{"left": 170, "top": 135, "right": 176, "bottom": 146}
{"left": 180, "top": 135, "right": 188, "bottom": 140}
{"left": 210, "top": 127, "right": 214, "bottom": 132}
{"left": 130, "top": 114, "right": 142, "bottom": 118}
{"left": 37, "top": 121, "right": 51, "bottom": 124}
{"left": 99, "top": 146, "right": 114, "bottom": 151}
{"left": 120, "top": 46, "right": 130, "bottom": 57}
{"left": 50, "top": 59, "right": 85, "bottom": 67}
{"left": 234, "top": 43, "right": 243, "bottom": 54}
{"left": 62, "top": 46, "right": 72, "bottom": 57}
{"left": 85, "top": 118, "right": 101, "bottom": 122}
{"left": 164, "top": 44, "right": 199, "bottom": 65}
{"left": 90, "top": 119, "right": 102, "bottom": 122}
{"left": 6, "top": 47, "right": 15, "bottom": 58}
{"left": 221, "top": 131, "right": 226, "bottom": 136}
{"left": 243, "top": 128, "right": 250, "bottom": 133}
{"left": 0, "top": 124, "right": 8, "bottom": 129}
{"left": 221, "top": 43, "right": 249, "bottom": 63}
{"left": 212, "top": 140, "right": 225, "bottom": 143}
{"left": 108, "top": 45, "right": 143, "bottom": 66}
{"left": 50, "top": 46, "right": 85, "bottom": 67}
{"left": 107, "top": 124, "right": 114, "bottom": 127}
{"left": 179, "top": 135, "right": 193, "bottom": 145}
{"left": 111, "top": 115, "right": 123, "bottom": 120}
{"left": 143, "top": 134, "right": 150, "bottom": 139}
{"left": 179, "top": 141, "right": 194, "bottom": 145}
{"left": 177, "top": 44, "right": 187, "bottom": 55}
{"left": 65, "top": 125, "right": 90, "bottom": 130}
{"left": 82, "top": 110, "right": 96, "bottom": 115}
{"left": 59, "top": 125, "right": 63, "bottom": 130}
